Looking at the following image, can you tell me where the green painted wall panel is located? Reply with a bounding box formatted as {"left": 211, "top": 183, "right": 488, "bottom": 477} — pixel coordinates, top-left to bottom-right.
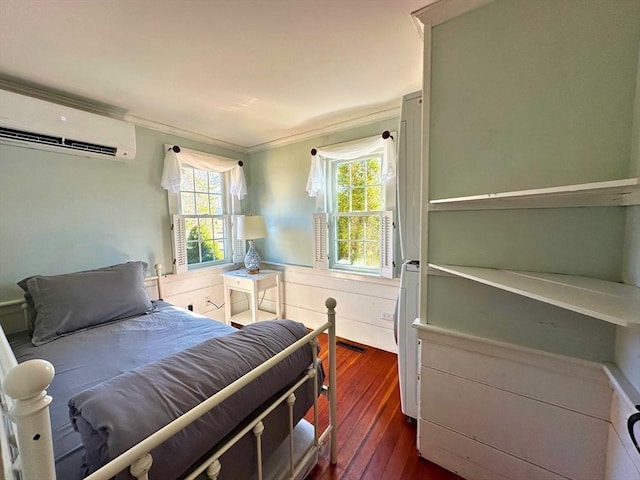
{"left": 429, "top": 207, "right": 626, "bottom": 282}
{"left": 425, "top": 0, "right": 639, "bottom": 363}
{"left": 618, "top": 206, "right": 640, "bottom": 392}
{"left": 429, "top": 0, "right": 640, "bottom": 199}
{"left": 0, "top": 126, "right": 247, "bottom": 301}
{"left": 428, "top": 275, "right": 616, "bottom": 363}
{"left": 248, "top": 118, "right": 399, "bottom": 267}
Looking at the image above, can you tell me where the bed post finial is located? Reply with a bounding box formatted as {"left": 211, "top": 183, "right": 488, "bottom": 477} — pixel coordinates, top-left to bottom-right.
{"left": 325, "top": 297, "right": 336, "bottom": 314}
{"left": 3, "top": 359, "right": 56, "bottom": 480}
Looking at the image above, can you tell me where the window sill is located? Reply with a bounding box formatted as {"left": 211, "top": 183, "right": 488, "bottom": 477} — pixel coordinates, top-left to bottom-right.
{"left": 263, "top": 262, "right": 400, "bottom": 287}
{"left": 168, "top": 262, "right": 241, "bottom": 278}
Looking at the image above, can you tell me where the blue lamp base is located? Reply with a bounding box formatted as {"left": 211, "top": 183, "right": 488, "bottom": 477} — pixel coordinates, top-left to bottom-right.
{"left": 244, "top": 240, "right": 261, "bottom": 274}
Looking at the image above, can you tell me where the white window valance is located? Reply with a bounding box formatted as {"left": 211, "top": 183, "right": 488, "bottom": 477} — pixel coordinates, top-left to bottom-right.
{"left": 162, "top": 146, "right": 247, "bottom": 200}
{"left": 305, "top": 133, "right": 396, "bottom": 197}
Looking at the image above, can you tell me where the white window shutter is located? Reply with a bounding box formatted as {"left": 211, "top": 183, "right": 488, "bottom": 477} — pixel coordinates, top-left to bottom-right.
{"left": 232, "top": 215, "right": 246, "bottom": 264}
{"left": 313, "top": 213, "right": 328, "bottom": 270}
{"left": 171, "top": 214, "right": 188, "bottom": 274}
{"left": 380, "top": 210, "right": 394, "bottom": 279}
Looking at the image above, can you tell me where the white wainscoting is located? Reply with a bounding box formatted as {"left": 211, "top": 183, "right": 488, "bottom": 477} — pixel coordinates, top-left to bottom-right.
{"left": 271, "top": 264, "right": 399, "bottom": 353}
{"left": 161, "top": 263, "right": 400, "bottom": 353}
{"left": 158, "top": 266, "right": 231, "bottom": 323}
{"left": 603, "top": 365, "right": 640, "bottom": 479}
{"left": 416, "top": 324, "right": 612, "bottom": 480}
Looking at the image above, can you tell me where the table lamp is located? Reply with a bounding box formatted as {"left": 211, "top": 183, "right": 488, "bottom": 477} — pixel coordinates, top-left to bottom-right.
{"left": 237, "top": 215, "right": 267, "bottom": 274}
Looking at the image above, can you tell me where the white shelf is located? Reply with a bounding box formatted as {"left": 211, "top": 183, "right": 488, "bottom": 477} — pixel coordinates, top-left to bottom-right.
{"left": 429, "top": 263, "right": 640, "bottom": 327}
{"left": 429, "top": 178, "right": 640, "bottom": 210}
{"left": 229, "top": 309, "right": 278, "bottom": 326}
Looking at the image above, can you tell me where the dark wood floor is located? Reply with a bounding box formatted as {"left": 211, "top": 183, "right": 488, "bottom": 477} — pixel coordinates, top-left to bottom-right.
{"left": 305, "top": 335, "right": 463, "bottom": 480}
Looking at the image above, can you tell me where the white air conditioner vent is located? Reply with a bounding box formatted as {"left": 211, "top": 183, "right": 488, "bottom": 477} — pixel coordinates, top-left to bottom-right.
{"left": 63, "top": 138, "right": 118, "bottom": 156}
{"left": 0, "top": 90, "right": 136, "bottom": 160}
{"left": 0, "top": 126, "right": 62, "bottom": 146}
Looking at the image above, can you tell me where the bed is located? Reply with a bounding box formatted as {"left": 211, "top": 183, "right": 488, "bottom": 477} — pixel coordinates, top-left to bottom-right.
{"left": 0, "top": 261, "right": 337, "bottom": 480}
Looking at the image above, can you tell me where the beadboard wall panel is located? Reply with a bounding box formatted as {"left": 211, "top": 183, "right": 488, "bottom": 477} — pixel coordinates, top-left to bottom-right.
{"left": 419, "top": 420, "right": 566, "bottom": 480}
{"left": 277, "top": 265, "right": 399, "bottom": 353}
{"left": 417, "top": 325, "right": 612, "bottom": 479}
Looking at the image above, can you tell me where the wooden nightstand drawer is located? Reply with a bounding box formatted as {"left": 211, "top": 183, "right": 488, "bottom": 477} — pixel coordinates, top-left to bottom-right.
{"left": 227, "top": 276, "right": 250, "bottom": 290}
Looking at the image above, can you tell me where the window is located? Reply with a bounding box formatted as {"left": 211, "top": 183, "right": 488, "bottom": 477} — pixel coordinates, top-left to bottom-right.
{"left": 179, "top": 166, "right": 230, "bottom": 267}
{"left": 331, "top": 155, "right": 384, "bottom": 271}
{"left": 311, "top": 134, "right": 395, "bottom": 278}
{"left": 162, "top": 145, "right": 247, "bottom": 274}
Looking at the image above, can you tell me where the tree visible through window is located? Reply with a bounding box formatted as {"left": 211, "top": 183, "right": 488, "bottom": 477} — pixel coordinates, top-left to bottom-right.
{"left": 331, "top": 155, "right": 383, "bottom": 271}
{"left": 179, "top": 166, "right": 229, "bottom": 266}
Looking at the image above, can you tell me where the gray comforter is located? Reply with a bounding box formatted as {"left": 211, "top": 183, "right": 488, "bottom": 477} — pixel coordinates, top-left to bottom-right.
{"left": 67, "top": 319, "right": 316, "bottom": 480}
{"left": 9, "top": 302, "right": 236, "bottom": 480}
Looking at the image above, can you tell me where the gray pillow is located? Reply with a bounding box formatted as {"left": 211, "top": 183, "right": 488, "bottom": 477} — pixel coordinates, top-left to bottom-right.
{"left": 19, "top": 261, "right": 153, "bottom": 346}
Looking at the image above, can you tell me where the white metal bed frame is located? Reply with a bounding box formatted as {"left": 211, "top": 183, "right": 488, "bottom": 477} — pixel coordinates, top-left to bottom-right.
{"left": 0, "top": 265, "right": 337, "bottom": 480}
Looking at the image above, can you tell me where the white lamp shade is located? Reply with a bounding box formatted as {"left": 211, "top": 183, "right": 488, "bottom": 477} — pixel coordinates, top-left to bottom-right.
{"left": 237, "top": 215, "right": 267, "bottom": 240}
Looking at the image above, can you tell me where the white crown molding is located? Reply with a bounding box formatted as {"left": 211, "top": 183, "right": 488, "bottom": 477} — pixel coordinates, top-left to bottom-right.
{"left": 0, "top": 79, "right": 127, "bottom": 118}
{"left": 1, "top": 78, "right": 402, "bottom": 156}
{"left": 123, "top": 113, "right": 248, "bottom": 154}
{"left": 246, "top": 106, "right": 401, "bottom": 154}
{"left": 412, "top": 0, "right": 495, "bottom": 27}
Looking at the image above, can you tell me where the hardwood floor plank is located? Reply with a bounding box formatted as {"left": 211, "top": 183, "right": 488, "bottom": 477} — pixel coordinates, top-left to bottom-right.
{"left": 345, "top": 388, "right": 402, "bottom": 478}
{"left": 359, "top": 402, "right": 406, "bottom": 478}
{"left": 306, "top": 335, "right": 462, "bottom": 480}
{"left": 379, "top": 417, "right": 420, "bottom": 478}
{"left": 332, "top": 359, "right": 399, "bottom": 465}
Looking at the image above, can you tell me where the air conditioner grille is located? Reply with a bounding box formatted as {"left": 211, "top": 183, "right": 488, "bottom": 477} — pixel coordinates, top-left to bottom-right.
{"left": 63, "top": 138, "right": 117, "bottom": 156}
{"left": 0, "top": 126, "right": 117, "bottom": 157}
{"left": 0, "top": 126, "right": 63, "bottom": 146}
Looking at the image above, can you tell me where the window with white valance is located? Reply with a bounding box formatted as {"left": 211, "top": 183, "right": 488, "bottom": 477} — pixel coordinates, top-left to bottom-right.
{"left": 162, "top": 146, "right": 247, "bottom": 199}
{"left": 307, "top": 133, "right": 396, "bottom": 278}
{"left": 162, "top": 146, "right": 246, "bottom": 273}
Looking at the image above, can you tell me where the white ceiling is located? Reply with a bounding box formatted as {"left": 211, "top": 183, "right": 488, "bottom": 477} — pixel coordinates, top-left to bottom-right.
{"left": 0, "top": 0, "right": 427, "bottom": 151}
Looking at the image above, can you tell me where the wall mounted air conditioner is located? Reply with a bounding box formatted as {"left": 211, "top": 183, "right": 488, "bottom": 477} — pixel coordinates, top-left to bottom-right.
{"left": 0, "top": 89, "right": 136, "bottom": 160}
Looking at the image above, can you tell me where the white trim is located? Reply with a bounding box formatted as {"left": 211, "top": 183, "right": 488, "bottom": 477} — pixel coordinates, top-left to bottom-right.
{"left": 0, "top": 80, "right": 399, "bottom": 154}
{"left": 412, "top": 0, "right": 495, "bottom": 27}
{"left": 429, "top": 178, "right": 640, "bottom": 210}
{"left": 265, "top": 262, "right": 399, "bottom": 294}
{"left": 602, "top": 364, "right": 640, "bottom": 476}
{"left": 414, "top": 321, "right": 608, "bottom": 375}
{"left": 0, "top": 80, "right": 128, "bottom": 120}
{"left": 428, "top": 263, "right": 640, "bottom": 327}
{"left": 134, "top": 114, "right": 247, "bottom": 153}
{"left": 603, "top": 364, "right": 640, "bottom": 411}
{"left": 247, "top": 106, "right": 400, "bottom": 153}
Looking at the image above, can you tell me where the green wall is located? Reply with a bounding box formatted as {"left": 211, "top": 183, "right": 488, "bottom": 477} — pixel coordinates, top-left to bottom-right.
{"left": 247, "top": 118, "right": 399, "bottom": 267}
{"left": 0, "top": 125, "right": 247, "bottom": 302}
{"left": 0, "top": 113, "right": 396, "bottom": 303}
{"left": 425, "top": 0, "right": 640, "bottom": 364}
{"left": 430, "top": 0, "right": 639, "bottom": 199}
{"left": 617, "top": 209, "right": 640, "bottom": 389}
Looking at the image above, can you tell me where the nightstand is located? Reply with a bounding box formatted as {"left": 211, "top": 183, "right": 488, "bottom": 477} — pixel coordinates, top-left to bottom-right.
{"left": 222, "top": 269, "right": 282, "bottom": 325}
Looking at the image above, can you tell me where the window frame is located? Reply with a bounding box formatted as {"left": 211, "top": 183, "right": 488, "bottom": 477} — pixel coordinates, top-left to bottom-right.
{"left": 179, "top": 166, "right": 231, "bottom": 268}
{"left": 312, "top": 136, "right": 396, "bottom": 279}
{"left": 327, "top": 154, "right": 386, "bottom": 275}
{"left": 168, "top": 166, "right": 242, "bottom": 273}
